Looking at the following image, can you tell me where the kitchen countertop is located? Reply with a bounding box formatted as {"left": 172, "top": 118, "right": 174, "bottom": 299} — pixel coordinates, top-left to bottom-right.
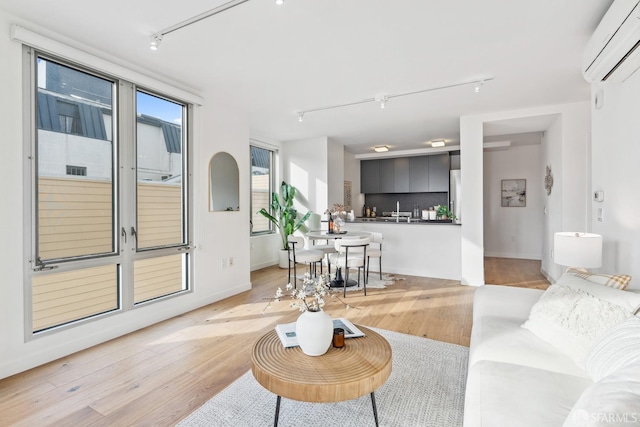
{"left": 348, "top": 217, "right": 461, "bottom": 225}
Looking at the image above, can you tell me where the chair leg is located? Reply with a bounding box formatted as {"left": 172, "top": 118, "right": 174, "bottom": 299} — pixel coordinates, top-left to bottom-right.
{"left": 293, "top": 262, "right": 297, "bottom": 289}
{"left": 357, "top": 267, "right": 361, "bottom": 288}
{"left": 288, "top": 258, "right": 292, "bottom": 286}
{"left": 379, "top": 256, "right": 382, "bottom": 280}
{"left": 366, "top": 256, "right": 370, "bottom": 285}
{"left": 343, "top": 267, "right": 348, "bottom": 298}
{"left": 363, "top": 267, "right": 367, "bottom": 296}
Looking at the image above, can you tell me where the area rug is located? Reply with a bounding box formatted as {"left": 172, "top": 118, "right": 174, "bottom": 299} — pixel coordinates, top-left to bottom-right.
{"left": 295, "top": 272, "right": 399, "bottom": 290}
{"left": 177, "top": 328, "right": 468, "bottom": 427}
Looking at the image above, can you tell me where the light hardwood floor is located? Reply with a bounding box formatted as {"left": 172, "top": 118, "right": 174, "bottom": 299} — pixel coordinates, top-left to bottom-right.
{"left": 0, "top": 258, "right": 549, "bottom": 426}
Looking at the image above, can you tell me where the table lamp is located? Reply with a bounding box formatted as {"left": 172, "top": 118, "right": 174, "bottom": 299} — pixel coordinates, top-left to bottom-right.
{"left": 553, "top": 232, "right": 602, "bottom": 272}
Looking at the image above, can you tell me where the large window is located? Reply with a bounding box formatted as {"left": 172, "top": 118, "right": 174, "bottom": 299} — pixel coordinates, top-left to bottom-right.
{"left": 27, "top": 52, "right": 192, "bottom": 334}
{"left": 250, "top": 145, "right": 274, "bottom": 235}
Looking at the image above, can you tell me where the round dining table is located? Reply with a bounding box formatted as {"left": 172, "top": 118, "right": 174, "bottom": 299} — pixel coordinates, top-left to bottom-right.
{"left": 306, "top": 229, "right": 371, "bottom": 288}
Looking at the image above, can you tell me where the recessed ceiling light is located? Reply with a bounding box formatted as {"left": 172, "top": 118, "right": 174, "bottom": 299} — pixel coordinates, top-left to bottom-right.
{"left": 374, "top": 146, "right": 389, "bottom": 153}
{"left": 431, "top": 140, "right": 445, "bottom": 148}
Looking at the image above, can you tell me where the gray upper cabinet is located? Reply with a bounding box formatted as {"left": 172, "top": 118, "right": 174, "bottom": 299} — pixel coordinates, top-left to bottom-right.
{"left": 428, "top": 154, "right": 450, "bottom": 192}
{"left": 409, "top": 156, "right": 430, "bottom": 192}
{"left": 361, "top": 153, "right": 450, "bottom": 194}
{"left": 394, "top": 157, "right": 410, "bottom": 192}
{"left": 361, "top": 159, "right": 380, "bottom": 194}
{"left": 379, "top": 159, "right": 395, "bottom": 193}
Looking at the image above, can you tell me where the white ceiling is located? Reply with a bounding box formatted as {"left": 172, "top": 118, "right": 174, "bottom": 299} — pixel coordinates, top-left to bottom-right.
{"left": 0, "top": 0, "right": 612, "bottom": 154}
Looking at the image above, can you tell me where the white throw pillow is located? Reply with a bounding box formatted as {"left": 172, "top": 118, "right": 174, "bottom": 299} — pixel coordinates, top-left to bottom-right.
{"left": 522, "top": 284, "right": 631, "bottom": 367}
{"left": 586, "top": 316, "right": 640, "bottom": 382}
{"left": 555, "top": 274, "right": 640, "bottom": 314}
{"left": 563, "top": 361, "right": 640, "bottom": 427}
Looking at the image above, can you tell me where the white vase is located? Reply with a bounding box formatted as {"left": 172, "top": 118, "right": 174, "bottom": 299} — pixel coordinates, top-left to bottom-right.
{"left": 295, "top": 309, "right": 334, "bottom": 356}
{"left": 278, "top": 249, "right": 289, "bottom": 269}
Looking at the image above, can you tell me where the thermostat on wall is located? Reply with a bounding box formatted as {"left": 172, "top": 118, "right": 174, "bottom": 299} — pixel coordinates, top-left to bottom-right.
{"left": 594, "top": 190, "right": 604, "bottom": 202}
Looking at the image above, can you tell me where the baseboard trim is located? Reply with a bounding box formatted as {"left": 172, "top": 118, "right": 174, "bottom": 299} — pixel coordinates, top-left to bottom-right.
{"left": 484, "top": 251, "right": 542, "bottom": 260}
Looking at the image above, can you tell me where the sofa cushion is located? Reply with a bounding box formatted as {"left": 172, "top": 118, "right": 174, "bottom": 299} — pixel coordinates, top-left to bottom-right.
{"left": 464, "top": 360, "right": 592, "bottom": 427}
{"left": 563, "top": 361, "right": 640, "bottom": 427}
{"left": 472, "top": 284, "right": 543, "bottom": 323}
{"left": 522, "top": 284, "right": 631, "bottom": 367}
{"left": 566, "top": 267, "right": 632, "bottom": 290}
{"left": 470, "top": 315, "right": 589, "bottom": 378}
{"left": 585, "top": 316, "right": 640, "bottom": 382}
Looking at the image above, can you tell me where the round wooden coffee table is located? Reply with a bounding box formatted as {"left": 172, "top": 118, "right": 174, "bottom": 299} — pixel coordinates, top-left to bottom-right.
{"left": 251, "top": 325, "right": 392, "bottom": 427}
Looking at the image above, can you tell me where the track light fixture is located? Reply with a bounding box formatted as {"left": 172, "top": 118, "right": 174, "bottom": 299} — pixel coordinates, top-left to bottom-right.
{"left": 149, "top": 0, "right": 282, "bottom": 50}
{"left": 150, "top": 35, "right": 162, "bottom": 51}
{"left": 375, "top": 95, "right": 389, "bottom": 109}
{"left": 298, "top": 112, "right": 304, "bottom": 122}
{"left": 296, "top": 77, "right": 493, "bottom": 121}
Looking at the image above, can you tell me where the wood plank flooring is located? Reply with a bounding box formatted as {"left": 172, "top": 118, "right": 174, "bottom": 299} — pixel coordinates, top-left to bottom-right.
{"left": 0, "top": 257, "right": 548, "bottom": 426}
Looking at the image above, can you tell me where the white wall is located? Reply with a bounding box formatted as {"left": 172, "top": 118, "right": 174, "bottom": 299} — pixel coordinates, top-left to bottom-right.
{"left": 483, "top": 144, "right": 543, "bottom": 260}
{"left": 460, "top": 102, "right": 590, "bottom": 286}
{"left": 344, "top": 151, "right": 364, "bottom": 215}
{"left": 282, "top": 137, "right": 329, "bottom": 219}
{"left": 591, "top": 71, "right": 640, "bottom": 290}
{"left": 327, "top": 138, "right": 344, "bottom": 209}
{"left": 0, "top": 11, "right": 251, "bottom": 379}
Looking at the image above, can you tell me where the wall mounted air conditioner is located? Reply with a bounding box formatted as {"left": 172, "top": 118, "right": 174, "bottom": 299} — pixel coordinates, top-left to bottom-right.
{"left": 583, "top": 0, "right": 640, "bottom": 83}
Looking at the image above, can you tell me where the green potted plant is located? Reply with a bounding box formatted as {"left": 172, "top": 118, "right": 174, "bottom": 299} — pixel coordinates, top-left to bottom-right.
{"left": 258, "top": 181, "right": 312, "bottom": 267}
{"left": 436, "top": 205, "right": 457, "bottom": 221}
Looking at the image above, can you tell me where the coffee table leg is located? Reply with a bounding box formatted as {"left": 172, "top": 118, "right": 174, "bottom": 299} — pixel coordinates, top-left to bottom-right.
{"left": 274, "top": 395, "right": 281, "bottom": 427}
{"left": 370, "top": 392, "right": 379, "bottom": 427}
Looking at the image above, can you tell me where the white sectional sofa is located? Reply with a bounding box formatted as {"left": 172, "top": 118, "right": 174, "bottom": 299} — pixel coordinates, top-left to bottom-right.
{"left": 464, "top": 275, "right": 640, "bottom": 427}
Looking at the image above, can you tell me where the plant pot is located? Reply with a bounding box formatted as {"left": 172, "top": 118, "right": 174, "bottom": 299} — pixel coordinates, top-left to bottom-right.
{"left": 278, "top": 249, "right": 289, "bottom": 269}
{"left": 295, "top": 309, "right": 334, "bottom": 356}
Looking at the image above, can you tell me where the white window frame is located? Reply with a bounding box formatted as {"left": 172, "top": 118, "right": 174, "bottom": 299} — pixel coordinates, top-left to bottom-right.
{"left": 250, "top": 142, "right": 277, "bottom": 236}
{"left": 21, "top": 37, "right": 197, "bottom": 338}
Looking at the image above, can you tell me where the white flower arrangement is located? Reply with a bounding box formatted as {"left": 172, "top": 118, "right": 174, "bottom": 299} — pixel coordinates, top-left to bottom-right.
{"left": 267, "top": 273, "right": 355, "bottom": 312}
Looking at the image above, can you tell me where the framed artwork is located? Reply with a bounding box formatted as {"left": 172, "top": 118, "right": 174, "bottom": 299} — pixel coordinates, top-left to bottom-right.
{"left": 344, "top": 181, "right": 352, "bottom": 211}
{"left": 501, "top": 179, "right": 526, "bottom": 207}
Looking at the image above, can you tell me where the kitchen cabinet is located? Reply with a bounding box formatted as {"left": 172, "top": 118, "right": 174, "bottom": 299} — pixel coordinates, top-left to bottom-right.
{"left": 409, "top": 156, "right": 430, "bottom": 192}
{"left": 394, "top": 157, "right": 410, "bottom": 192}
{"left": 361, "top": 159, "right": 380, "bottom": 194}
{"left": 379, "top": 159, "right": 395, "bottom": 193}
{"left": 428, "top": 154, "right": 450, "bottom": 192}
{"left": 361, "top": 153, "right": 450, "bottom": 193}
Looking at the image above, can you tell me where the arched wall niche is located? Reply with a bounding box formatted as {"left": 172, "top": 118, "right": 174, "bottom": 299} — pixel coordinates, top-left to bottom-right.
{"left": 209, "top": 152, "right": 239, "bottom": 212}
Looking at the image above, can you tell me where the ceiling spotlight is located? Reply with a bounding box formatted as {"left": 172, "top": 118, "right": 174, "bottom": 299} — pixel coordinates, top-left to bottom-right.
{"left": 474, "top": 80, "right": 484, "bottom": 93}
{"left": 275, "top": 0, "right": 284, "bottom": 4}
{"left": 298, "top": 112, "right": 304, "bottom": 122}
{"left": 150, "top": 35, "right": 162, "bottom": 51}
{"left": 431, "top": 140, "right": 445, "bottom": 148}
{"left": 374, "top": 145, "right": 389, "bottom": 153}
{"left": 375, "top": 94, "right": 388, "bottom": 109}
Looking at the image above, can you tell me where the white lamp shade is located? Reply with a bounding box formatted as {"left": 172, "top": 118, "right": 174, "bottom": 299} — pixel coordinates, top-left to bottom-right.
{"left": 554, "top": 232, "right": 602, "bottom": 268}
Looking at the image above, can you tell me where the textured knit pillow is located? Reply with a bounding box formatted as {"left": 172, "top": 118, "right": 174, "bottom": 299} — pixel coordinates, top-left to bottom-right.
{"left": 566, "top": 267, "right": 632, "bottom": 290}
{"left": 522, "top": 284, "right": 631, "bottom": 367}
{"left": 563, "top": 361, "right": 640, "bottom": 427}
{"left": 585, "top": 316, "right": 640, "bottom": 382}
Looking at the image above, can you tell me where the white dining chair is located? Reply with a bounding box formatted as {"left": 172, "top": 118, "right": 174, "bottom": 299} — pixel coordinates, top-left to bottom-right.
{"left": 306, "top": 233, "right": 337, "bottom": 275}
{"left": 328, "top": 236, "right": 371, "bottom": 297}
{"left": 287, "top": 235, "right": 324, "bottom": 288}
{"left": 366, "top": 232, "right": 383, "bottom": 284}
